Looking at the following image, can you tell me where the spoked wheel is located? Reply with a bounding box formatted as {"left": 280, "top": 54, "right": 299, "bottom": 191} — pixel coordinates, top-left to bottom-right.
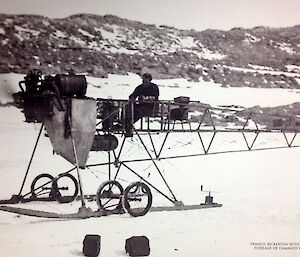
{"left": 96, "top": 180, "right": 124, "bottom": 212}
{"left": 52, "top": 173, "right": 79, "bottom": 203}
{"left": 30, "top": 173, "right": 54, "bottom": 200}
{"left": 123, "top": 182, "right": 152, "bottom": 217}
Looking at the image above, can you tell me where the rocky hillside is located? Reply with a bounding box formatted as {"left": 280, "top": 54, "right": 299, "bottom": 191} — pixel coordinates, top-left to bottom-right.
{"left": 0, "top": 14, "right": 300, "bottom": 88}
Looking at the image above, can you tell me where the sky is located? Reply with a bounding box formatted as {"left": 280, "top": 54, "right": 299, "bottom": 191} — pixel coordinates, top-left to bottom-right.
{"left": 0, "top": 0, "right": 300, "bottom": 31}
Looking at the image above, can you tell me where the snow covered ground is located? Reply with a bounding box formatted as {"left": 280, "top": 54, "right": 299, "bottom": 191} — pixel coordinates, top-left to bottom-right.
{"left": 85, "top": 73, "right": 300, "bottom": 107}
{"left": 0, "top": 73, "right": 300, "bottom": 257}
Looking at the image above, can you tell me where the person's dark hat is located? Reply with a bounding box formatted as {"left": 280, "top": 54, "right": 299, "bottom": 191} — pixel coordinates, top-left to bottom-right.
{"left": 142, "top": 73, "right": 152, "bottom": 80}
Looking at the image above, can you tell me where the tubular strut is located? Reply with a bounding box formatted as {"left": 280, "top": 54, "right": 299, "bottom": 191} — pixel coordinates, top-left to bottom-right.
{"left": 133, "top": 127, "right": 179, "bottom": 203}
{"left": 196, "top": 108, "right": 217, "bottom": 154}
{"left": 18, "top": 124, "right": 44, "bottom": 198}
{"left": 121, "top": 162, "right": 176, "bottom": 204}
{"left": 197, "top": 108, "right": 215, "bottom": 130}
{"left": 158, "top": 132, "right": 169, "bottom": 157}
{"left": 115, "top": 136, "right": 126, "bottom": 165}
{"left": 242, "top": 131, "right": 259, "bottom": 150}
{"left": 148, "top": 131, "right": 159, "bottom": 158}
{"left": 198, "top": 131, "right": 217, "bottom": 154}
{"left": 241, "top": 113, "right": 259, "bottom": 150}
{"left": 283, "top": 132, "right": 297, "bottom": 147}
{"left": 135, "top": 144, "right": 300, "bottom": 161}
{"left": 68, "top": 115, "right": 86, "bottom": 208}
{"left": 147, "top": 132, "right": 171, "bottom": 159}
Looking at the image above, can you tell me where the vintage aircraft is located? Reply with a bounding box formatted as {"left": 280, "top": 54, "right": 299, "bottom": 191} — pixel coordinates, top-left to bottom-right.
{"left": 0, "top": 70, "right": 299, "bottom": 218}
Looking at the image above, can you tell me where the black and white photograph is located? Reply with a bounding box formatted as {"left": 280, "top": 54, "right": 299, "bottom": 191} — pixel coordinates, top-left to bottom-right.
{"left": 0, "top": 0, "right": 300, "bottom": 256}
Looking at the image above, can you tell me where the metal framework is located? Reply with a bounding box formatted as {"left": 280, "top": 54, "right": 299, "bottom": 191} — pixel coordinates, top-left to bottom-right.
{"left": 84, "top": 99, "right": 300, "bottom": 206}
{"left": 1, "top": 98, "right": 299, "bottom": 215}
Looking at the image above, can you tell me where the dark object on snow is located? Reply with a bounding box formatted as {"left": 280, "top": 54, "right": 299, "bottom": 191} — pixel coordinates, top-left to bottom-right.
{"left": 83, "top": 234, "right": 101, "bottom": 257}
{"left": 174, "top": 96, "right": 190, "bottom": 104}
{"left": 205, "top": 195, "right": 214, "bottom": 205}
{"left": 170, "top": 108, "right": 189, "bottom": 120}
{"left": 202, "top": 191, "right": 215, "bottom": 205}
{"left": 170, "top": 96, "right": 190, "bottom": 121}
{"left": 125, "top": 236, "right": 150, "bottom": 256}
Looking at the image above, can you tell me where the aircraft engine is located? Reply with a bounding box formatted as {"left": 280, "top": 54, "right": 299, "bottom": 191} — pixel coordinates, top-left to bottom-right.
{"left": 13, "top": 69, "right": 96, "bottom": 168}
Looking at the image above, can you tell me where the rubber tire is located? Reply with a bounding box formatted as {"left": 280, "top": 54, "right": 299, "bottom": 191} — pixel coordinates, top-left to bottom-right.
{"left": 96, "top": 180, "right": 124, "bottom": 212}
{"left": 30, "top": 173, "right": 54, "bottom": 199}
{"left": 123, "top": 182, "right": 152, "bottom": 217}
{"left": 52, "top": 173, "right": 79, "bottom": 203}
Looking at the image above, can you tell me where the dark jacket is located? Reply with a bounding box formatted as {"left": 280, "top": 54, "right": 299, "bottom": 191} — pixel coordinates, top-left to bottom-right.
{"left": 129, "top": 83, "right": 159, "bottom": 101}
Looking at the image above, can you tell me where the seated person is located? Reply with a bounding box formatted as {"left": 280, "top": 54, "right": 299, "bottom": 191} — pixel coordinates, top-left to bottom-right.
{"left": 125, "top": 73, "right": 159, "bottom": 136}
{"left": 128, "top": 73, "right": 159, "bottom": 123}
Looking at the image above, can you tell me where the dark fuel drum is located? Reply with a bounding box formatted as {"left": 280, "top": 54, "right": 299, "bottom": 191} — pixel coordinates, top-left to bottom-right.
{"left": 91, "top": 134, "right": 118, "bottom": 151}
{"left": 55, "top": 74, "right": 87, "bottom": 97}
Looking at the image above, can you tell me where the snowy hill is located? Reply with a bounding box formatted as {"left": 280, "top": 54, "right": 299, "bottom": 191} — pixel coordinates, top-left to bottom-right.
{"left": 0, "top": 14, "right": 300, "bottom": 88}
{"left": 0, "top": 12, "right": 300, "bottom": 257}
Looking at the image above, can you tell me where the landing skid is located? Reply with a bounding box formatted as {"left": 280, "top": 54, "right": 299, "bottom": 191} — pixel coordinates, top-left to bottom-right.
{"left": 0, "top": 195, "right": 69, "bottom": 205}
{"left": 150, "top": 203, "right": 222, "bottom": 212}
{"left": 0, "top": 205, "right": 111, "bottom": 219}
{"left": 0, "top": 203, "right": 222, "bottom": 219}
